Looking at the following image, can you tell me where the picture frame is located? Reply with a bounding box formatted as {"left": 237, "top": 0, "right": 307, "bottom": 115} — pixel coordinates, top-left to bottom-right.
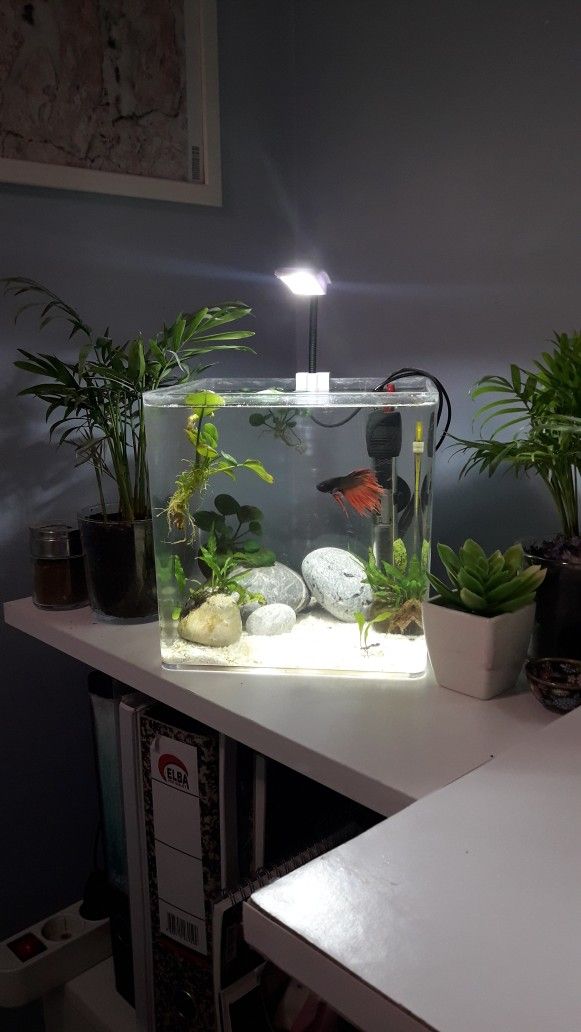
{"left": 0, "top": 0, "right": 221, "bottom": 206}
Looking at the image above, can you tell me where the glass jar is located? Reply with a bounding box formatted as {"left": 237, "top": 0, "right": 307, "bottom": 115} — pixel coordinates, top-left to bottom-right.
{"left": 30, "top": 523, "right": 88, "bottom": 610}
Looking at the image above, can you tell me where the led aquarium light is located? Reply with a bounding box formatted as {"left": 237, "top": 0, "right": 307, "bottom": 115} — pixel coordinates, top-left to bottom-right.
{"left": 276, "top": 267, "right": 332, "bottom": 381}
{"left": 275, "top": 267, "right": 330, "bottom": 296}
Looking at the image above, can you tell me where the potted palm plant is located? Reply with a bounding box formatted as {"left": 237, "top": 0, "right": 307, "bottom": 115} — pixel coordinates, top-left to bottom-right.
{"left": 453, "top": 331, "right": 581, "bottom": 658}
{"left": 424, "top": 540, "right": 545, "bottom": 699}
{"left": 5, "top": 278, "right": 255, "bottom": 621}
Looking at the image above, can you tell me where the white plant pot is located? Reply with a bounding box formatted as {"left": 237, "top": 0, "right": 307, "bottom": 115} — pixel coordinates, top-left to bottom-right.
{"left": 421, "top": 599, "right": 535, "bottom": 700}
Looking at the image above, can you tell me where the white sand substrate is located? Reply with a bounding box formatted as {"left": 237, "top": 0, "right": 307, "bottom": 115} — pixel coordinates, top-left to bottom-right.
{"left": 162, "top": 608, "right": 426, "bottom": 677}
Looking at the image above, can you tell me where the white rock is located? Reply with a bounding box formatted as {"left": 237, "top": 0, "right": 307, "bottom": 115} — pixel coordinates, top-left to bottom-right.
{"left": 301, "top": 547, "right": 373, "bottom": 622}
{"left": 178, "top": 593, "right": 242, "bottom": 647}
{"left": 238, "top": 562, "right": 310, "bottom": 617}
{"left": 246, "top": 603, "right": 296, "bottom": 636}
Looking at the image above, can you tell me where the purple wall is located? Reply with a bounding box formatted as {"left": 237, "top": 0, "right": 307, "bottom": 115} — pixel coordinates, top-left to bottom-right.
{"left": 0, "top": 0, "right": 297, "bottom": 951}
{"left": 292, "top": 0, "right": 580, "bottom": 548}
{"left": 0, "top": 0, "right": 579, "bottom": 1001}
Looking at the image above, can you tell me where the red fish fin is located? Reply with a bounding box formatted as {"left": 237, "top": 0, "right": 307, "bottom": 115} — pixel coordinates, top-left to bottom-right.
{"left": 331, "top": 490, "right": 349, "bottom": 516}
{"left": 342, "top": 470, "right": 384, "bottom": 516}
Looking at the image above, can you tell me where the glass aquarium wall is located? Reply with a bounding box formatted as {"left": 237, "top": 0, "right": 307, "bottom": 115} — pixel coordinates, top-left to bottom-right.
{"left": 143, "top": 378, "right": 438, "bottom": 677}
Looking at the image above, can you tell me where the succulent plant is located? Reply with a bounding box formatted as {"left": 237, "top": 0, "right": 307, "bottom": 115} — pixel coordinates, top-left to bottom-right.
{"left": 428, "top": 540, "right": 546, "bottom": 616}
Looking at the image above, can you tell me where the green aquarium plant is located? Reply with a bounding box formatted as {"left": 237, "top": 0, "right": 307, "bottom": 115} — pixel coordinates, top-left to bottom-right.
{"left": 355, "top": 543, "right": 429, "bottom": 644}
{"left": 249, "top": 408, "right": 307, "bottom": 451}
{"left": 165, "top": 391, "right": 273, "bottom": 539}
{"left": 452, "top": 331, "right": 581, "bottom": 540}
{"left": 180, "top": 532, "right": 265, "bottom": 616}
{"left": 427, "top": 540, "right": 546, "bottom": 616}
{"left": 192, "top": 493, "right": 275, "bottom": 568}
{"left": 5, "top": 277, "right": 255, "bottom": 522}
{"left": 155, "top": 553, "right": 189, "bottom": 621}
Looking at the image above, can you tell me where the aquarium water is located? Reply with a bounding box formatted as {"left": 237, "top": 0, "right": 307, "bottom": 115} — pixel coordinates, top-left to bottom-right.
{"left": 144, "top": 378, "right": 438, "bottom": 677}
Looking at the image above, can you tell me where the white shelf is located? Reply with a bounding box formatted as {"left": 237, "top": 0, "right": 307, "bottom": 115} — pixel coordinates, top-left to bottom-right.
{"left": 43, "top": 958, "right": 137, "bottom": 1032}
{"left": 245, "top": 707, "right": 581, "bottom": 1032}
{"left": 4, "top": 598, "right": 554, "bottom": 815}
{"left": 6, "top": 597, "right": 569, "bottom": 1032}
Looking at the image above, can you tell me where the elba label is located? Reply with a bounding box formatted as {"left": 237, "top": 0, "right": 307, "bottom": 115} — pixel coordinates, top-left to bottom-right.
{"left": 150, "top": 735, "right": 199, "bottom": 797}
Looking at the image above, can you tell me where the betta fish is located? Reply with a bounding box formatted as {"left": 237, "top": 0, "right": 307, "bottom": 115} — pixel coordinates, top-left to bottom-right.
{"left": 316, "top": 469, "right": 384, "bottom": 517}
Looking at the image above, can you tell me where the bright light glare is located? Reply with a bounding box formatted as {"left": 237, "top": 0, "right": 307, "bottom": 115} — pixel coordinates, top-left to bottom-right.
{"left": 275, "top": 267, "right": 330, "bottom": 296}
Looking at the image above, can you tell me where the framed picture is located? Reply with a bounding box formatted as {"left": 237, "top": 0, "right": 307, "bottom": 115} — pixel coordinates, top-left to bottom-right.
{"left": 0, "top": 0, "right": 221, "bottom": 205}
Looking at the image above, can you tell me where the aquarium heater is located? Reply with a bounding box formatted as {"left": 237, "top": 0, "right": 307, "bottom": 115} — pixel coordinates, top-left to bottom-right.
{"left": 366, "top": 411, "right": 402, "bottom": 564}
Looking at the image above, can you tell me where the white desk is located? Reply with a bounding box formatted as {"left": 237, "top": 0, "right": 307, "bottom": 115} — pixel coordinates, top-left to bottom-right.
{"left": 5, "top": 598, "right": 568, "bottom": 1032}
{"left": 4, "top": 598, "right": 553, "bottom": 816}
{"left": 245, "top": 708, "right": 581, "bottom": 1032}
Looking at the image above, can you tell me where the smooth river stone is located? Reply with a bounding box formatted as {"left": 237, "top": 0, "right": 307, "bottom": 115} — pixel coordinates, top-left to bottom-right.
{"left": 238, "top": 562, "right": 310, "bottom": 615}
{"left": 301, "top": 547, "right": 373, "bottom": 622}
{"left": 178, "top": 593, "right": 242, "bottom": 647}
{"left": 246, "top": 603, "right": 296, "bottom": 636}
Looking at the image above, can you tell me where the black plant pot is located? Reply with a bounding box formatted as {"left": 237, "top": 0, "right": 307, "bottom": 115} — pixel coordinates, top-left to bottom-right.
{"left": 79, "top": 507, "right": 157, "bottom": 623}
{"left": 525, "top": 551, "right": 581, "bottom": 660}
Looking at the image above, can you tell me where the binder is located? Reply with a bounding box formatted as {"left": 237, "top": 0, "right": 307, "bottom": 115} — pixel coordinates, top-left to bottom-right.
{"left": 136, "top": 703, "right": 248, "bottom": 1031}
{"left": 119, "top": 694, "right": 369, "bottom": 1032}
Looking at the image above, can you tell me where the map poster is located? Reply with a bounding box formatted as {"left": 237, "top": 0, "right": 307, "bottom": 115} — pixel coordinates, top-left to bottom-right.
{"left": 0, "top": 0, "right": 221, "bottom": 205}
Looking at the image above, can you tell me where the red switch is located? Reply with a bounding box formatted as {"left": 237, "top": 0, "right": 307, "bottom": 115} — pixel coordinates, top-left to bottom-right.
{"left": 7, "top": 933, "right": 47, "bottom": 962}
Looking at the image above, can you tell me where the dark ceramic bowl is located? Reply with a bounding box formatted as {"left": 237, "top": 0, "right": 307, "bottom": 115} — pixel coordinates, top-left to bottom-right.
{"left": 525, "top": 658, "right": 581, "bottom": 714}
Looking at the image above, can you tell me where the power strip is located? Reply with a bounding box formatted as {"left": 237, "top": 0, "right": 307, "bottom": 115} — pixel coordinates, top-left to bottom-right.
{"left": 0, "top": 900, "right": 111, "bottom": 1008}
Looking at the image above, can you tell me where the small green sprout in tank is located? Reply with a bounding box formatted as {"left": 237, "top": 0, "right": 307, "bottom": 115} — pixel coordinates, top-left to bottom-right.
{"left": 180, "top": 532, "right": 265, "bottom": 618}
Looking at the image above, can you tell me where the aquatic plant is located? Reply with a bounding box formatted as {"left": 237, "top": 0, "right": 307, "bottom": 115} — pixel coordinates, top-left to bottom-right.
{"left": 355, "top": 546, "right": 429, "bottom": 643}
{"left": 249, "top": 408, "right": 307, "bottom": 451}
{"left": 165, "top": 391, "right": 274, "bottom": 539}
{"left": 392, "top": 537, "right": 430, "bottom": 573}
{"left": 452, "top": 331, "right": 581, "bottom": 540}
{"left": 428, "top": 539, "right": 546, "bottom": 616}
{"left": 193, "top": 493, "right": 275, "bottom": 568}
{"left": 155, "top": 553, "right": 189, "bottom": 621}
{"left": 181, "top": 532, "right": 265, "bottom": 615}
{"left": 5, "top": 277, "right": 255, "bottom": 522}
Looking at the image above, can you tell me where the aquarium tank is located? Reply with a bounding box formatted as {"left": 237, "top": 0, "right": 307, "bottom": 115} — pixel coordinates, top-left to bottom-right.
{"left": 143, "top": 378, "right": 438, "bottom": 677}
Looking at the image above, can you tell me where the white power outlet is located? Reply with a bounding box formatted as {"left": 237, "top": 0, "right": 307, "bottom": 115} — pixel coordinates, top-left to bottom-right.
{"left": 0, "top": 901, "right": 111, "bottom": 1008}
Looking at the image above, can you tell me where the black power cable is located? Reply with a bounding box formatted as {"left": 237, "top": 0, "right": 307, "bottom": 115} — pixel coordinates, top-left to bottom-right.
{"left": 310, "top": 367, "right": 452, "bottom": 449}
